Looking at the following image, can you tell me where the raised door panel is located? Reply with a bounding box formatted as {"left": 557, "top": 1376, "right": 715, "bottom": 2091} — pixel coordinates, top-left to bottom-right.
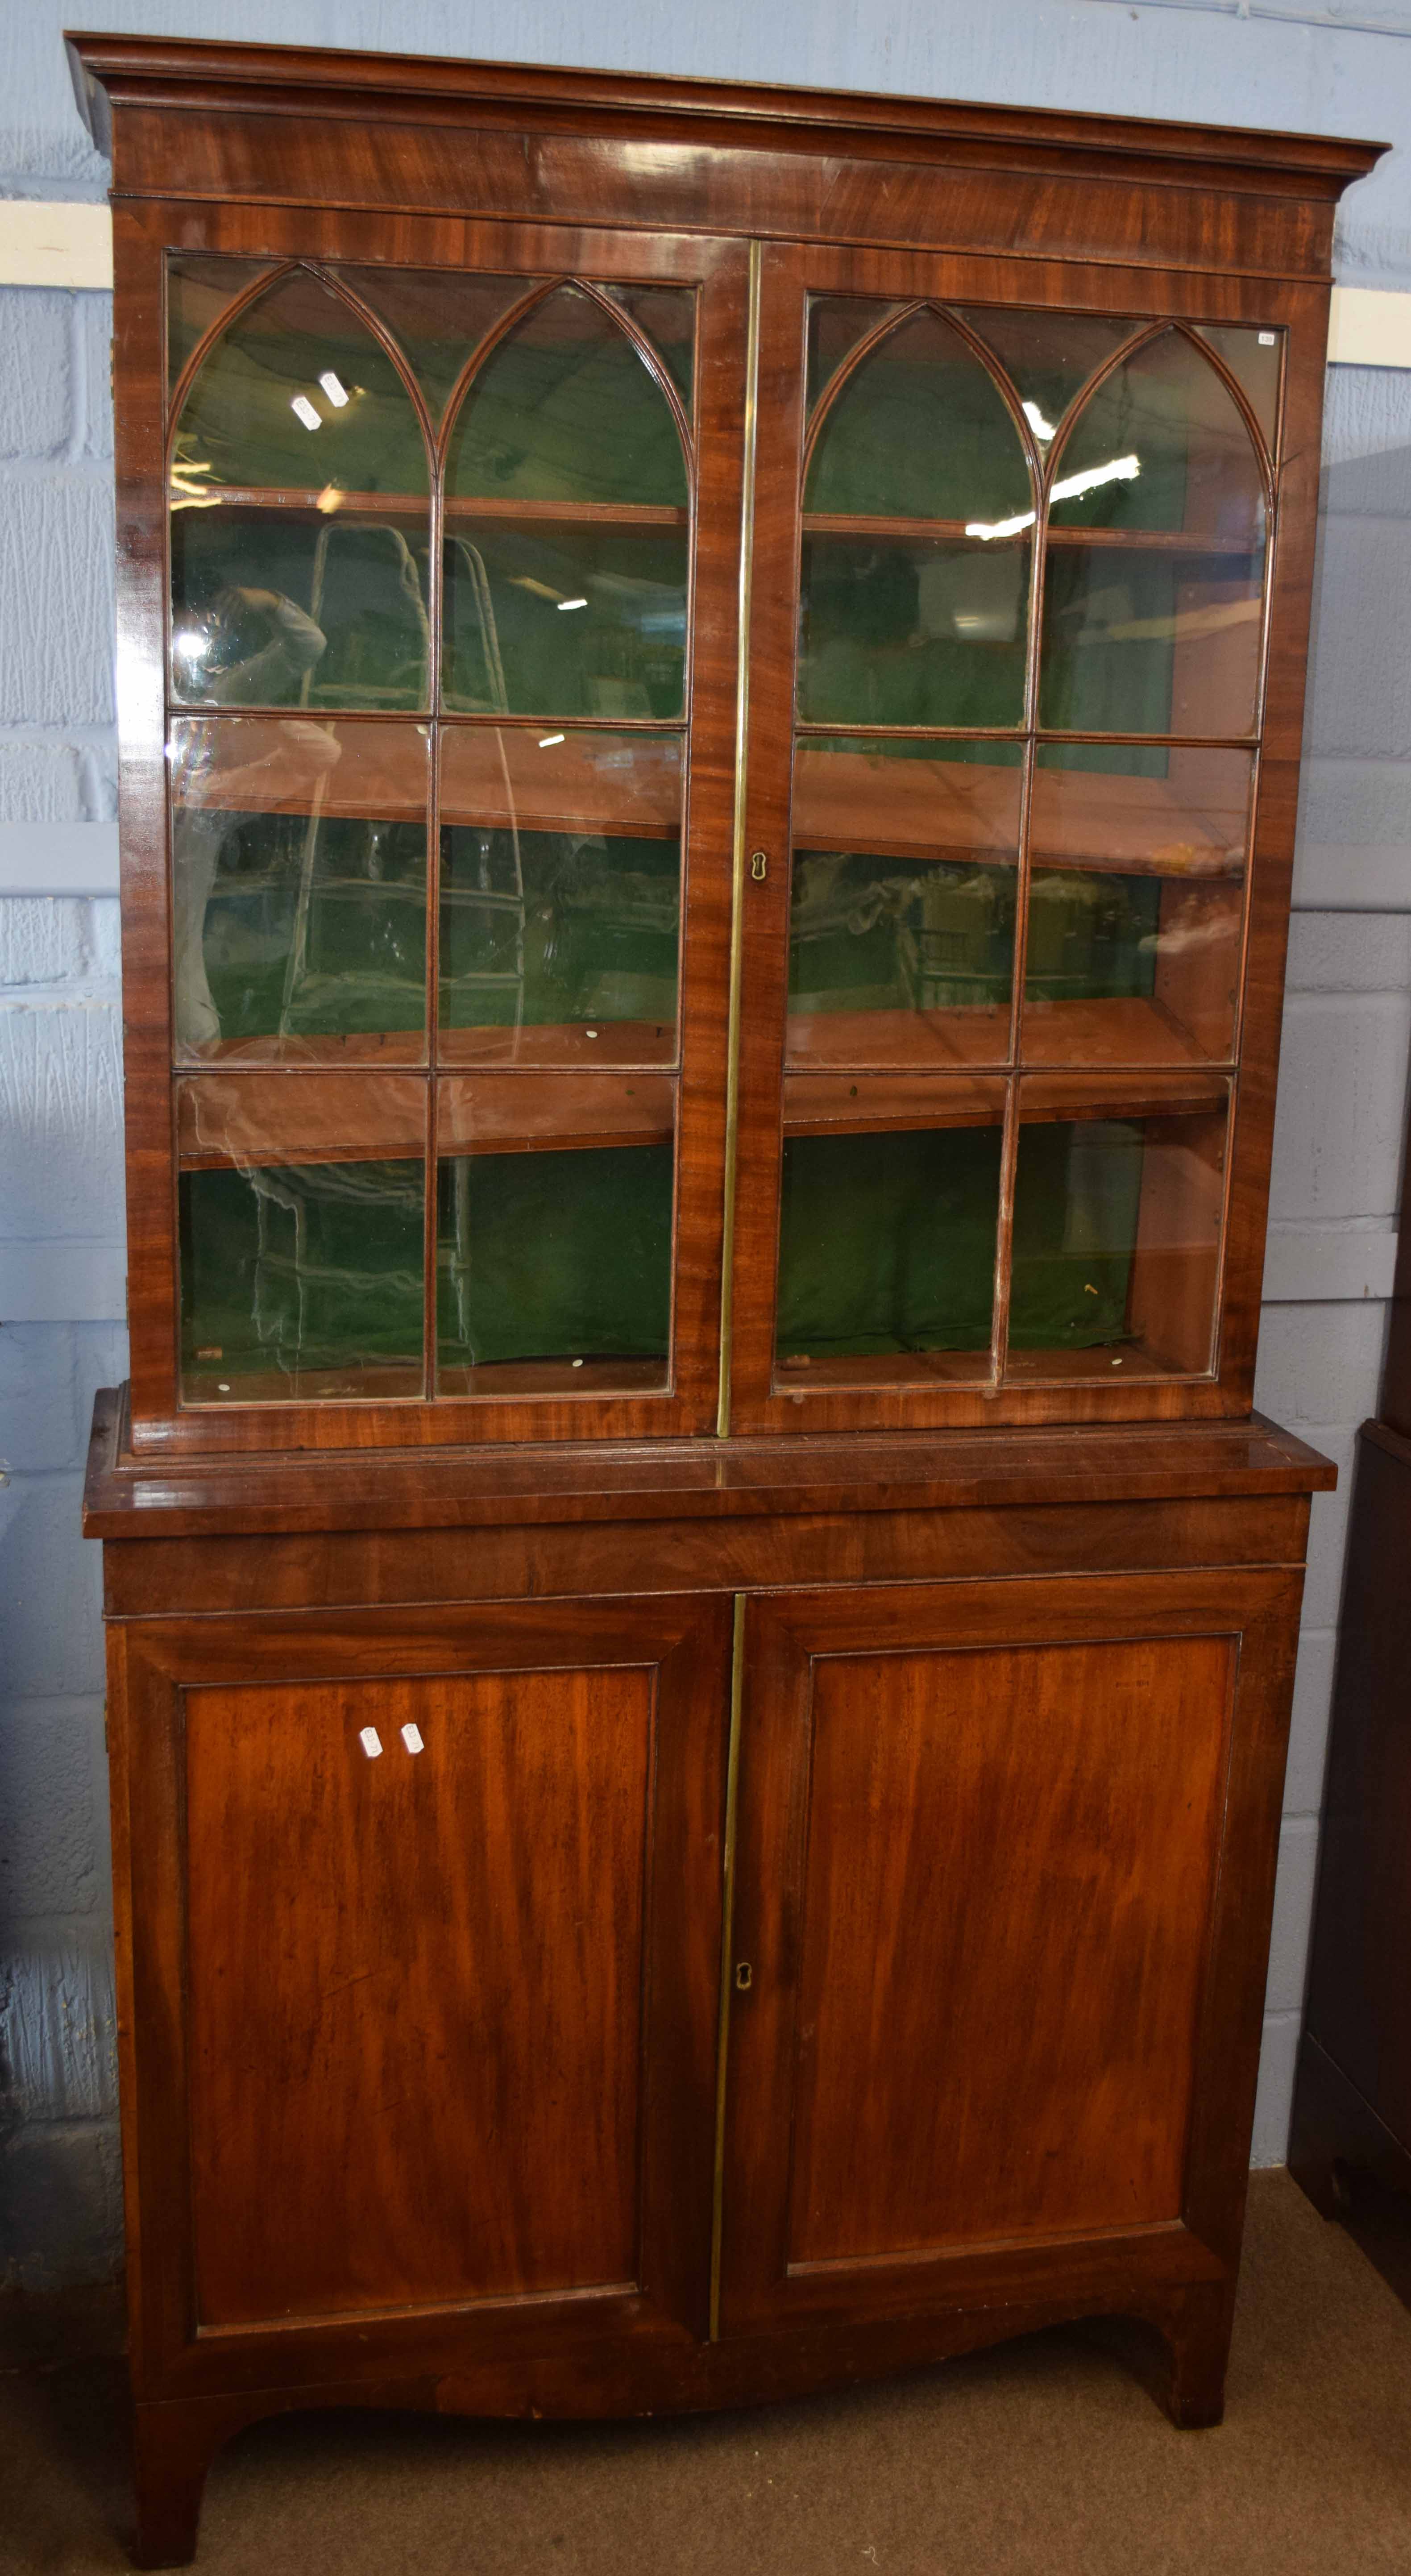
{"left": 719, "top": 1571, "right": 1301, "bottom": 2332}
{"left": 117, "top": 1595, "right": 732, "bottom": 2393}
{"left": 186, "top": 1665, "right": 652, "bottom": 2325}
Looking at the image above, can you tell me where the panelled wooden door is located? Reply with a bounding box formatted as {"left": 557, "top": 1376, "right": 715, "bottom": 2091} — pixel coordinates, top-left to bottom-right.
{"left": 116, "top": 1595, "right": 731, "bottom": 2388}
{"left": 717, "top": 1571, "right": 1302, "bottom": 2332}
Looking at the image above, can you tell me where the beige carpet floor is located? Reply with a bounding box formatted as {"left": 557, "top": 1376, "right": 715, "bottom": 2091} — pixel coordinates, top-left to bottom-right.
{"left": 6, "top": 2173, "right": 1411, "bottom": 2575}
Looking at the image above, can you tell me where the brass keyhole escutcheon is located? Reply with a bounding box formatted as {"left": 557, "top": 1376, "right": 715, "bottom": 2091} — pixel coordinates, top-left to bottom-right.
{"left": 750, "top": 850, "right": 768, "bottom": 881}
{"left": 735, "top": 1961, "right": 754, "bottom": 1991}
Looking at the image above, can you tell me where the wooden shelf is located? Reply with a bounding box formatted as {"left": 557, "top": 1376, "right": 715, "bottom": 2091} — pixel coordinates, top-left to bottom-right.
{"left": 174, "top": 720, "right": 683, "bottom": 839}
{"left": 439, "top": 1072, "right": 675, "bottom": 1157}
{"left": 801, "top": 512, "right": 1258, "bottom": 556}
{"left": 438, "top": 1021, "right": 677, "bottom": 1070}
{"left": 781, "top": 1061, "right": 1228, "bottom": 1140}
{"left": 169, "top": 486, "right": 686, "bottom": 528}
{"left": 785, "top": 996, "right": 1226, "bottom": 1075}
{"left": 792, "top": 750, "right": 1248, "bottom": 878}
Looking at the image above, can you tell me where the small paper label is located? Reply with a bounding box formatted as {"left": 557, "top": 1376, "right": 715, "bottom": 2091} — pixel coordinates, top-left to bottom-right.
{"left": 401, "top": 1723, "right": 425, "bottom": 1754}
{"left": 358, "top": 1727, "right": 383, "bottom": 1759}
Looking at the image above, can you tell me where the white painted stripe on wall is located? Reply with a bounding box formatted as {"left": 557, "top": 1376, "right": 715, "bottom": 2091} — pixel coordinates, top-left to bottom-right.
{"left": 0, "top": 201, "right": 114, "bottom": 290}
{"left": 5, "top": 199, "right": 1411, "bottom": 363}
{"left": 0, "top": 824, "right": 120, "bottom": 897}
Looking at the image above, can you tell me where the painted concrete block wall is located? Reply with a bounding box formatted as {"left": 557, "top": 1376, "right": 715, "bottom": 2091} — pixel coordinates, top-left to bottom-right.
{"left": 4, "top": 0, "right": 1411, "bottom": 2284}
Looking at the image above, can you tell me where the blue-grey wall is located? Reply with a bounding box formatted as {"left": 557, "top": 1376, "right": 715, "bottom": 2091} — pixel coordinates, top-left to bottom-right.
{"left": 4, "top": 0, "right": 1411, "bottom": 2290}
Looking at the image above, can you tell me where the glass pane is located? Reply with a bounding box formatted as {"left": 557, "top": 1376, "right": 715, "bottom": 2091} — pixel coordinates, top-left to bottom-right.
{"left": 775, "top": 1076, "right": 1005, "bottom": 1381}
{"left": 1041, "top": 332, "right": 1266, "bottom": 741}
{"left": 958, "top": 309, "right": 1137, "bottom": 453}
{"left": 1193, "top": 326, "right": 1282, "bottom": 453}
{"left": 1048, "top": 329, "right": 1266, "bottom": 543}
{"left": 806, "top": 297, "right": 907, "bottom": 416}
{"left": 171, "top": 510, "right": 432, "bottom": 712}
{"left": 788, "top": 740, "right": 1022, "bottom": 1067}
{"left": 1039, "top": 544, "right": 1263, "bottom": 738}
{"left": 332, "top": 269, "right": 544, "bottom": 426}
{"left": 171, "top": 267, "right": 430, "bottom": 497}
{"left": 602, "top": 286, "right": 696, "bottom": 415}
{"left": 1007, "top": 1076, "right": 1228, "bottom": 1379}
{"left": 805, "top": 307, "right": 1031, "bottom": 524}
{"left": 177, "top": 1072, "right": 425, "bottom": 1403}
{"left": 436, "top": 1072, "right": 673, "bottom": 1392}
{"left": 440, "top": 728, "right": 681, "bottom": 1065}
{"left": 798, "top": 536, "right": 1029, "bottom": 727}
{"left": 446, "top": 284, "right": 689, "bottom": 506}
{"left": 170, "top": 268, "right": 432, "bottom": 713}
{"left": 442, "top": 525, "right": 687, "bottom": 717}
{"left": 168, "top": 255, "right": 273, "bottom": 395}
{"left": 170, "top": 718, "right": 428, "bottom": 1065}
{"left": 1022, "top": 747, "right": 1251, "bottom": 1065}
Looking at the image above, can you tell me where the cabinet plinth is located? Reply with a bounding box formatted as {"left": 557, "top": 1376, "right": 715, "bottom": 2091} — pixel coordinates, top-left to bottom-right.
{"left": 71, "top": 28, "right": 1371, "bottom": 2564}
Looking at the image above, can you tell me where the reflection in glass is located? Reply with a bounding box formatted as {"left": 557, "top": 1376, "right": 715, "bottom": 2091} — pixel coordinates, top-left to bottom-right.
{"left": 798, "top": 537, "right": 1029, "bottom": 727}
{"left": 440, "top": 726, "right": 681, "bottom": 1062}
{"left": 1022, "top": 748, "right": 1251, "bottom": 1064}
{"left": 958, "top": 308, "right": 1136, "bottom": 452}
{"left": 1039, "top": 331, "right": 1267, "bottom": 740}
{"left": 805, "top": 307, "right": 1031, "bottom": 523}
{"left": 180, "top": 1156, "right": 424, "bottom": 1402}
{"left": 446, "top": 284, "right": 689, "bottom": 507}
{"left": 168, "top": 256, "right": 274, "bottom": 395}
{"left": 436, "top": 1120, "right": 673, "bottom": 1387}
{"left": 442, "top": 525, "right": 687, "bottom": 717}
{"left": 1194, "top": 325, "right": 1282, "bottom": 451}
{"left": 788, "top": 740, "right": 1022, "bottom": 1066}
{"left": 1048, "top": 329, "right": 1266, "bottom": 543}
{"left": 170, "top": 268, "right": 430, "bottom": 497}
{"left": 805, "top": 298, "right": 906, "bottom": 417}
{"left": 170, "top": 269, "right": 431, "bottom": 712}
{"left": 332, "top": 269, "right": 544, "bottom": 426}
{"left": 170, "top": 719, "right": 428, "bottom": 1064}
{"left": 1039, "top": 544, "right": 1263, "bottom": 738}
{"left": 775, "top": 1109, "right": 1003, "bottom": 1369}
{"left": 602, "top": 286, "right": 697, "bottom": 415}
{"left": 1008, "top": 1084, "right": 1227, "bottom": 1376}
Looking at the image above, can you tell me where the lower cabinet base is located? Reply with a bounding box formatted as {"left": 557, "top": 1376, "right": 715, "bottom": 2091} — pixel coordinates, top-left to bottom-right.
{"left": 131, "top": 2278, "right": 1235, "bottom": 2569}
{"left": 86, "top": 1403, "right": 1334, "bottom": 2567}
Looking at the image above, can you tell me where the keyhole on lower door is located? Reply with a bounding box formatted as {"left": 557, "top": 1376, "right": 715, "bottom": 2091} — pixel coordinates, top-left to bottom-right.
{"left": 735, "top": 1961, "right": 753, "bottom": 1992}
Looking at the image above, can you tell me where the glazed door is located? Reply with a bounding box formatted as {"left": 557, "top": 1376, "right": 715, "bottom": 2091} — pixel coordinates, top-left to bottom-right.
{"left": 726, "top": 241, "right": 1291, "bottom": 1434}
{"left": 716, "top": 1572, "right": 1300, "bottom": 2334}
{"left": 127, "top": 210, "right": 749, "bottom": 1449}
{"left": 118, "top": 1595, "right": 731, "bottom": 2393}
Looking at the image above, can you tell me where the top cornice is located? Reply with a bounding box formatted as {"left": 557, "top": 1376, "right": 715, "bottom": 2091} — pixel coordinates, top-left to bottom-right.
{"left": 66, "top": 31, "right": 1387, "bottom": 200}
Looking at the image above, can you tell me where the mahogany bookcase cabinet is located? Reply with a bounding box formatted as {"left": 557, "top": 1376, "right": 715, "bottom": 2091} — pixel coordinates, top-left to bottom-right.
{"left": 70, "top": 32, "right": 1376, "bottom": 2565}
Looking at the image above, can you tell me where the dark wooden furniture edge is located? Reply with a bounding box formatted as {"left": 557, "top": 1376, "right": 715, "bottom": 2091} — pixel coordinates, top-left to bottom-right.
{"left": 66, "top": 31, "right": 1386, "bottom": 194}
{"left": 82, "top": 1385, "right": 1335, "bottom": 1538}
{"left": 1289, "top": 2030, "right": 1411, "bottom": 2219}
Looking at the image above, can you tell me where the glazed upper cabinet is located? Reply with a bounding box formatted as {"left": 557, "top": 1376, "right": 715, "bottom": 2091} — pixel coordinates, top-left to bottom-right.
{"left": 151, "top": 233, "right": 748, "bottom": 1446}
{"left": 92, "top": 57, "right": 1354, "bottom": 1461}
{"left": 730, "top": 252, "right": 1278, "bottom": 1433}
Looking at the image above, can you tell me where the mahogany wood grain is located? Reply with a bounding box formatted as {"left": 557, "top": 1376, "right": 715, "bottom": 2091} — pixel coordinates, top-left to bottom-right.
{"left": 68, "top": 40, "right": 1365, "bottom": 2565}
{"left": 186, "top": 1666, "right": 651, "bottom": 2323}
{"left": 83, "top": 1385, "right": 1335, "bottom": 1541}
{"left": 97, "top": 1492, "right": 1312, "bottom": 1620}
{"left": 119, "top": 1596, "right": 731, "bottom": 2384}
{"left": 719, "top": 1567, "right": 1303, "bottom": 2331}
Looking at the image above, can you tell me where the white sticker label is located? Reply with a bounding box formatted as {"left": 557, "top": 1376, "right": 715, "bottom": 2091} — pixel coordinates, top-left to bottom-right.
{"left": 358, "top": 1727, "right": 383, "bottom": 1759}
{"left": 401, "top": 1723, "right": 425, "bottom": 1754}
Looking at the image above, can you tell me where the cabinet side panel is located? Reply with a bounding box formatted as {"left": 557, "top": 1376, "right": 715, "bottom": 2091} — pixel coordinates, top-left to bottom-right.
{"left": 185, "top": 1666, "right": 652, "bottom": 2326}
{"left": 789, "top": 1633, "right": 1234, "bottom": 2263}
